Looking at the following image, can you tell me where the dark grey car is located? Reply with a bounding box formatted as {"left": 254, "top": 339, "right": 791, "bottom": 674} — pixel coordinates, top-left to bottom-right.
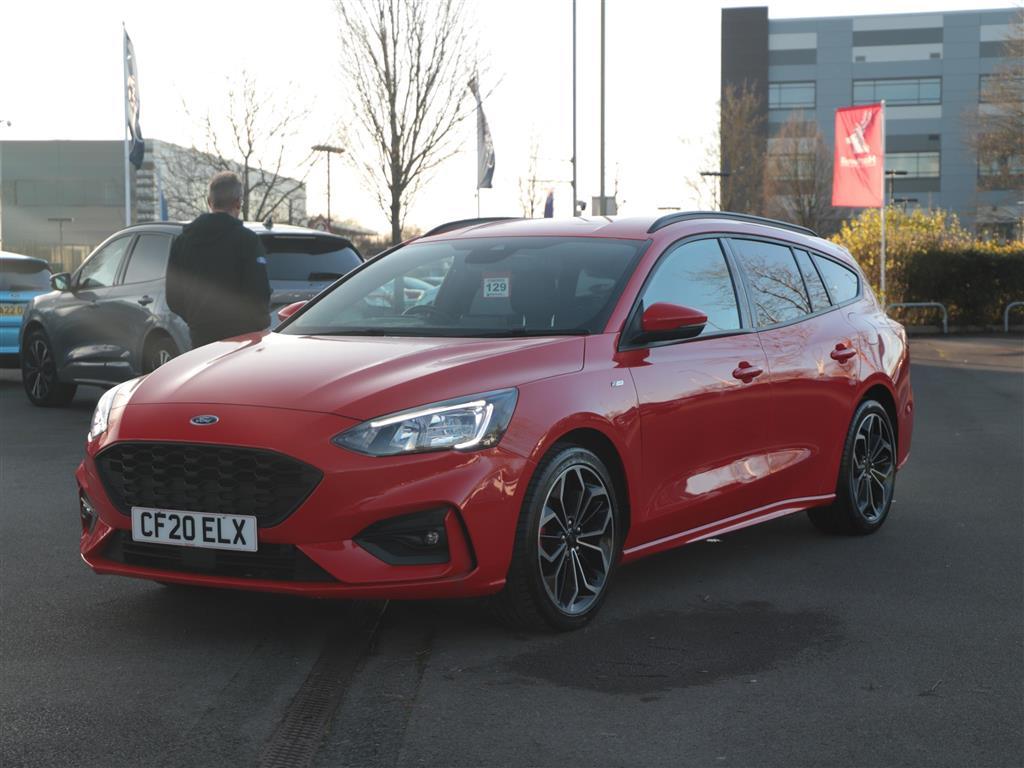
{"left": 20, "top": 221, "right": 361, "bottom": 406}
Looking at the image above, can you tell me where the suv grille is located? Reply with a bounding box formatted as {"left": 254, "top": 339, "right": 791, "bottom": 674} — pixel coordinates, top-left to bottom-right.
{"left": 102, "top": 531, "right": 334, "bottom": 582}
{"left": 95, "top": 442, "right": 323, "bottom": 528}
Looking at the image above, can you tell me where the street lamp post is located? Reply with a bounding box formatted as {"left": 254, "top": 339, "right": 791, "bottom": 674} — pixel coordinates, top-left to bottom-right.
{"left": 311, "top": 144, "right": 345, "bottom": 232}
{"left": 699, "top": 170, "right": 731, "bottom": 211}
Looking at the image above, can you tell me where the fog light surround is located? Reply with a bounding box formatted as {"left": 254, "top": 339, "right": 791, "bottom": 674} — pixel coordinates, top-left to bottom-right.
{"left": 354, "top": 508, "right": 451, "bottom": 565}
{"left": 79, "top": 492, "right": 98, "bottom": 533}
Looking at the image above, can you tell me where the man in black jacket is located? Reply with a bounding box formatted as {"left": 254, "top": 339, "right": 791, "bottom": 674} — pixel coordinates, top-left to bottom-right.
{"left": 166, "top": 172, "right": 271, "bottom": 347}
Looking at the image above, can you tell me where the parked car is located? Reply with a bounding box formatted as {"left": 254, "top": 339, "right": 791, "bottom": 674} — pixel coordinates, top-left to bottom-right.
{"left": 20, "top": 221, "right": 361, "bottom": 406}
{"left": 0, "top": 252, "right": 52, "bottom": 367}
{"left": 76, "top": 213, "right": 913, "bottom": 630}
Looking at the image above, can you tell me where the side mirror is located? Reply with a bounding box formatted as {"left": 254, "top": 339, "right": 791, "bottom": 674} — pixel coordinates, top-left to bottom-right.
{"left": 637, "top": 302, "right": 708, "bottom": 343}
{"left": 277, "top": 300, "right": 307, "bottom": 322}
{"left": 50, "top": 272, "right": 72, "bottom": 292}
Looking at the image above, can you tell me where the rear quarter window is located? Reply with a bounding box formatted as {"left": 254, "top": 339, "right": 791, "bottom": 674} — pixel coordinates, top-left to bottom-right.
{"left": 813, "top": 254, "right": 860, "bottom": 304}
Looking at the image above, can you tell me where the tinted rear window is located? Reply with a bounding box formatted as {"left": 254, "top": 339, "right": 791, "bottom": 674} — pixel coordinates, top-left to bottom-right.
{"left": 813, "top": 254, "right": 860, "bottom": 303}
{"left": 730, "top": 239, "right": 812, "bottom": 327}
{"left": 261, "top": 236, "right": 361, "bottom": 282}
{"left": 0, "top": 259, "right": 51, "bottom": 291}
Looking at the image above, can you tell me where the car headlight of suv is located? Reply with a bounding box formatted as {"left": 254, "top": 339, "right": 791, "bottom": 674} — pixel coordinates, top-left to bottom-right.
{"left": 88, "top": 377, "right": 144, "bottom": 441}
{"left": 333, "top": 388, "right": 518, "bottom": 456}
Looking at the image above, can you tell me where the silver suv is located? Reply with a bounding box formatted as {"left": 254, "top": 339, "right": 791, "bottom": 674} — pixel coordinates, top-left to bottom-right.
{"left": 20, "top": 221, "right": 361, "bottom": 406}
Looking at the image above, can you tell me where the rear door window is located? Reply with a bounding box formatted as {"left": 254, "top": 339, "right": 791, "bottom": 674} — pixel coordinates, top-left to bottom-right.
{"left": 813, "top": 254, "right": 860, "bottom": 304}
{"left": 261, "top": 236, "right": 361, "bottom": 282}
{"left": 122, "top": 234, "right": 172, "bottom": 284}
{"left": 0, "top": 259, "right": 51, "bottom": 291}
{"left": 640, "top": 238, "right": 741, "bottom": 336}
{"left": 76, "top": 237, "right": 132, "bottom": 290}
{"left": 793, "top": 249, "right": 831, "bottom": 311}
{"left": 730, "top": 239, "right": 812, "bottom": 327}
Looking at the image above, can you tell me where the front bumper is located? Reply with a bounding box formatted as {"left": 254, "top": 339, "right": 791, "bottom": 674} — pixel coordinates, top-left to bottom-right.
{"left": 78, "top": 402, "right": 533, "bottom": 598}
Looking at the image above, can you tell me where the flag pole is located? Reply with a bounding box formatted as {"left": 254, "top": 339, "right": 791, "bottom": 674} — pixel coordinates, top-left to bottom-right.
{"left": 476, "top": 82, "right": 480, "bottom": 218}
{"left": 122, "top": 24, "right": 131, "bottom": 227}
{"left": 879, "top": 99, "right": 886, "bottom": 306}
{"left": 571, "top": 0, "right": 578, "bottom": 216}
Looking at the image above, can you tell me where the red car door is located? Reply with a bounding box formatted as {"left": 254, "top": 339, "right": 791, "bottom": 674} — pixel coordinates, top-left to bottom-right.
{"left": 620, "top": 237, "right": 773, "bottom": 545}
{"left": 728, "top": 238, "right": 860, "bottom": 504}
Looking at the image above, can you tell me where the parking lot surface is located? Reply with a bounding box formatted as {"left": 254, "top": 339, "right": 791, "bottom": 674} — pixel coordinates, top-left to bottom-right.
{"left": 1, "top": 336, "right": 1022, "bottom": 767}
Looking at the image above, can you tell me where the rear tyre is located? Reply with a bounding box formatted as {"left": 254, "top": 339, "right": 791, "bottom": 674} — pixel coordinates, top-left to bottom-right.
{"left": 143, "top": 335, "right": 179, "bottom": 374}
{"left": 21, "top": 328, "right": 76, "bottom": 407}
{"left": 809, "top": 400, "right": 896, "bottom": 536}
{"left": 491, "top": 444, "right": 621, "bottom": 631}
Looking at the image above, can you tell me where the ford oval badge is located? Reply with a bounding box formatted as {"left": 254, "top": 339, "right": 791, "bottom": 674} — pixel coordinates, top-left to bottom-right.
{"left": 190, "top": 415, "right": 219, "bottom": 426}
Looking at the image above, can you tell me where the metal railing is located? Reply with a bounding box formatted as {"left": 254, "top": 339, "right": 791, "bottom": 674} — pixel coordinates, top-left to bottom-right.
{"left": 887, "top": 302, "right": 948, "bottom": 334}
{"left": 1004, "top": 301, "right": 1024, "bottom": 333}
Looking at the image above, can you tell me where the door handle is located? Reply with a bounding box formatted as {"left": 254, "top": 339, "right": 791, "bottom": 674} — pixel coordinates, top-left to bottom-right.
{"left": 830, "top": 343, "right": 857, "bottom": 362}
{"left": 137, "top": 295, "right": 154, "bottom": 306}
{"left": 732, "top": 361, "right": 764, "bottom": 382}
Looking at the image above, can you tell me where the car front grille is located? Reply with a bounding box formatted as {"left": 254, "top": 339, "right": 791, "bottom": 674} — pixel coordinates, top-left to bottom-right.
{"left": 95, "top": 442, "right": 323, "bottom": 528}
{"left": 102, "top": 530, "right": 335, "bottom": 582}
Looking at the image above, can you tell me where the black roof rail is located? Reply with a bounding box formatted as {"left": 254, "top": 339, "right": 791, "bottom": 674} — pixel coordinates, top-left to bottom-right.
{"left": 421, "top": 217, "right": 521, "bottom": 238}
{"left": 647, "top": 211, "right": 818, "bottom": 237}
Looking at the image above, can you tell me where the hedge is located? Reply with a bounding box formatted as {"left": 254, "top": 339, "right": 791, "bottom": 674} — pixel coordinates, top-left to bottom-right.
{"left": 901, "top": 247, "right": 1024, "bottom": 326}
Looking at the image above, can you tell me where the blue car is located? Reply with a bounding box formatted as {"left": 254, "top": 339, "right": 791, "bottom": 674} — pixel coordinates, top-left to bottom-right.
{"left": 0, "top": 252, "right": 52, "bottom": 367}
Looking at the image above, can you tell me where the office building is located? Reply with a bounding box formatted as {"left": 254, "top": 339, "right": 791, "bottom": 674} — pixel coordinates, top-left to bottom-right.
{"left": 0, "top": 140, "right": 306, "bottom": 272}
{"left": 722, "top": 6, "right": 1021, "bottom": 237}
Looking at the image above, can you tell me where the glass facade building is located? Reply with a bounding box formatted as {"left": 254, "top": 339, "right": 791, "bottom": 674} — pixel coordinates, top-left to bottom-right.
{"left": 722, "top": 7, "right": 1022, "bottom": 237}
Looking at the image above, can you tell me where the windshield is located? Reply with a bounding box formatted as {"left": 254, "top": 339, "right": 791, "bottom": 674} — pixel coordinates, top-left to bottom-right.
{"left": 281, "top": 236, "right": 644, "bottom": 338}
{"left": 261, "top": 236, "right": 362, "bottom": 282}
{"left": 0, "top": 259, "right": 51, "bottom": 291}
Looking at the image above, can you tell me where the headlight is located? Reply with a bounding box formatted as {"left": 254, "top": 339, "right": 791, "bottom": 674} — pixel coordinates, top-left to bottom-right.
{"left": 333, "top": 388, "right": 518, "bottom": 456}
{"left": 88, "top": 377, "right": 144, "bottom": 441}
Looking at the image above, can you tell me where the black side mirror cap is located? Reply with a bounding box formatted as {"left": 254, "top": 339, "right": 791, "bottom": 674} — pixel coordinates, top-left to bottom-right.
{"left": 50, "top": 272, "right": 72, "bottom": 292}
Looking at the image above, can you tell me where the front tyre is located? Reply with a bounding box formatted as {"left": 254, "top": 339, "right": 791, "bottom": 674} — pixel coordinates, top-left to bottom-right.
{"left": 143, "top": 335, "right": 179, "bottom": 374}
{"left": 809, "top": 400, "right": 896, "bottom": 535}
{"left": 492, "top": 445, "right": 621, "bottom": 631}
{"left": 21, "top": 328, "right": 76, "bottom": 407}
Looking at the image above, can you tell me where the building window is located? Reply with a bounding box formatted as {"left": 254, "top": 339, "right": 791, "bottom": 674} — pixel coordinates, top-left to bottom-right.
{"left": 886, "top": 151, "right": 940, "bottom": 178}
{"left": 853, "top": 77, "right": 941, "bottom": 106}
{"left": 768, "top": 81, "right": 816, "bottom": 109}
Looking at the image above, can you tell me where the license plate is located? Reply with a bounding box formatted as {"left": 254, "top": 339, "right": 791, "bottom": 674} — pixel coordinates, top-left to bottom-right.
{"left": 0, "top": 303, "right": 24, "bottom": 316}
{"left": 131, "top": 507, "right": 257, "bottom": 552}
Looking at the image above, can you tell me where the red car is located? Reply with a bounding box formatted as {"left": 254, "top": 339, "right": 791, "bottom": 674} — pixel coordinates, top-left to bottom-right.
{"left": 77, "top": 213, "right": 913, "bottom": 630}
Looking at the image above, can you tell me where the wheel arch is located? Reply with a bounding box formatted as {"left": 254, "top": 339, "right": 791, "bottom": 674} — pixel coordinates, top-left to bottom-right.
{"left": 545, "top": 426, "right": 632, "bottom": 544}
{"left": 858, "top": 378, "right": 899, "bottom": 448}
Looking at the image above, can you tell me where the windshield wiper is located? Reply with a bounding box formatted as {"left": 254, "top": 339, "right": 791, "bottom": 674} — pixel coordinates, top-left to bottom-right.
{"left": 468, "top": 329, "right": 590, "bottom": 337}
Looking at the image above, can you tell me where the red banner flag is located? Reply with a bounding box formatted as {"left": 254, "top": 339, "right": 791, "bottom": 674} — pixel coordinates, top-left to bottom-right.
{"left": 832, "top": 103, "right": 885, "bottom": 208}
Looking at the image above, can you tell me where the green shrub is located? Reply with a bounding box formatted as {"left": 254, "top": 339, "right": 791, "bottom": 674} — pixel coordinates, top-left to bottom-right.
{"left": 903, "top": 247, "right": 1024, "bottom": 326}
{"left": 832, "top": 207, "right": 1024, "bottom": 326}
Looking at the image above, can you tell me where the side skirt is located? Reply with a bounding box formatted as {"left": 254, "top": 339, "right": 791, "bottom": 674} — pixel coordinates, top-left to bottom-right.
{"left": 620, "top": 494, "right": 835, "bottom": 564}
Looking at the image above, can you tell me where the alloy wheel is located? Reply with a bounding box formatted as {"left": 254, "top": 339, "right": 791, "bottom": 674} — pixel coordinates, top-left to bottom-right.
{"left": 537, "top": 464, "right": 616, "bottom": 615}
{"left": 24, "top": 338, "right": 54, "bottom": 401}
{"left": 850, "top": 411, "right": 895, "bottom": 521}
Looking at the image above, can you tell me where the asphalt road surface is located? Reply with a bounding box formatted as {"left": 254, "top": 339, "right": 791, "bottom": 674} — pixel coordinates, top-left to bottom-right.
{"left": 2, "top": 336, "right": 1022, "bottom": 768}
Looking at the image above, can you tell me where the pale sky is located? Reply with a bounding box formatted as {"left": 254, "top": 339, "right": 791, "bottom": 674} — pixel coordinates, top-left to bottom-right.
{"left": 0, "top": 0, "right": 1002, "bottom": 234}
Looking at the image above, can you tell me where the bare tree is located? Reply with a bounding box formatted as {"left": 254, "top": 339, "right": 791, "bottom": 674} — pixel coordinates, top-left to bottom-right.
{"left": 763, "top": 111, "right": 837, "bottom": 234}
{"left": 518, "top": 137, "right": 543, "bottom": 217}
{"left": 967, "top": 9, "right": 1024, "bottom": 192}
{"left": 719, "top": 82, "right": 767, "bottom": 215}
{"left": 337, "top": 0, "right": 478, "bottom": 244}
{"left": 684, "top": 82, "right": 766, "bottom": 213}
{"left": 163, "top": 72, "right": 310, "bottom": 222}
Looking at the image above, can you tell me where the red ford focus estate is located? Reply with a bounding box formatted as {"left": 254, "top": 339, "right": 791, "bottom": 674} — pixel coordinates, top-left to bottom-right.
{"left": 77, "top": 213, "right": 913, "bottom": 630}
